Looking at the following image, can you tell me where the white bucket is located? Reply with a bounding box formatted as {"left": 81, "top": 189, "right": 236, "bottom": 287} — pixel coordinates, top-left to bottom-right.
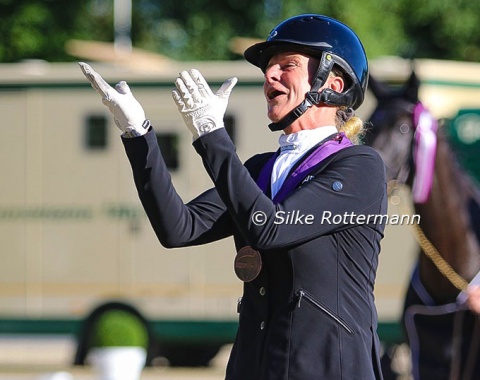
{"left": 87, "top": 347, "right": 146, "bottom": 380}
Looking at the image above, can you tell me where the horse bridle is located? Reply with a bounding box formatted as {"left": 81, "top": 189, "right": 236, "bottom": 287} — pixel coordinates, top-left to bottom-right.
{"left": 387, "top": 102, "right": 438, "bottom": 198}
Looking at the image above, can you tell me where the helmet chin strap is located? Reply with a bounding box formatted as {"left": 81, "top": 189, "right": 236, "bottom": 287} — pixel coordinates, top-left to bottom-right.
{"left": 268, "top": 52, "right": 336, "bottom": 132}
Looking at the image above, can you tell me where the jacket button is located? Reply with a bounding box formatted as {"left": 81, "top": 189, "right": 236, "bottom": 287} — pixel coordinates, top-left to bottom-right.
{"left": 260, "top": 321, "right": 266, "bottom": 330}
{"left": 332, "top": 181, "right": 343, "bottom": 191}
{"left": 259, "top": 287, "right": 266, "bottom": 296}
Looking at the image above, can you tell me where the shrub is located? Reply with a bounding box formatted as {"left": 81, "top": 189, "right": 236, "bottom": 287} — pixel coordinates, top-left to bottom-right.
{"left": 90, "top": 310, "right": 148, "bottom": 348}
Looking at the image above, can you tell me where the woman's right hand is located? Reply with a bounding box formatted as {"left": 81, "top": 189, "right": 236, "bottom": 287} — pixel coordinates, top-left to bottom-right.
{"left": 79, "top": 62, "right": 149, "bottom": 136}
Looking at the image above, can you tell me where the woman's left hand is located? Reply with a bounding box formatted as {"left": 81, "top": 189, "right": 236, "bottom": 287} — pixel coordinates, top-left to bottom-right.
{"left": 172, "top": 69, "right": 237, "bottom": 140}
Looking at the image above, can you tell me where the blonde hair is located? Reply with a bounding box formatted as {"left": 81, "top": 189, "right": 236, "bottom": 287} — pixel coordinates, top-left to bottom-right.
{"left": 336, "top": 107, "right": 365, "bottom": 145}
{"left": 329, "top": 68, "right": 366, "bottom": 145}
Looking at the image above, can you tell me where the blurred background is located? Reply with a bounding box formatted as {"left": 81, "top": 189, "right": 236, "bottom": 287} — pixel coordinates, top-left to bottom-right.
{"left": 3, "top": 0, "right": 480, "bottom": 63}
{"left": 1, "top": 1, "right": 480, "bottom": 379}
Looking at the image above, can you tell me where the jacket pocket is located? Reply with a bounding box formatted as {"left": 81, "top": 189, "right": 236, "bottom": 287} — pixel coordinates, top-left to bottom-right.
{"left": 295, "top": 289, "right": 355, "bottom": 335}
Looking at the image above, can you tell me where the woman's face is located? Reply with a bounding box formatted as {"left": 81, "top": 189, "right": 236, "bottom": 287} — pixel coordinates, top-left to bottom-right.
{"left": 263, "top": 52, "right": 319, "bottom": 122}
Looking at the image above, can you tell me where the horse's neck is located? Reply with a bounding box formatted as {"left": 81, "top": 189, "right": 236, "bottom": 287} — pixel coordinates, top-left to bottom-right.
{"left": 414, "top": 129, "right": 480, "bottom": 301}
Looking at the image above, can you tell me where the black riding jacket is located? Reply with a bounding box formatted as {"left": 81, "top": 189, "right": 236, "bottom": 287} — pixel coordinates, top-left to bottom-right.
{"left": 122, "top": 128, "right": 387, "bottom": 380}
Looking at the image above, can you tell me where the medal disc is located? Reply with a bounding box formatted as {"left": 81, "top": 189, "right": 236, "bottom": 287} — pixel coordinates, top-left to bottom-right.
{"left": 234, "top": 246, "right": 262, "bottom": 282}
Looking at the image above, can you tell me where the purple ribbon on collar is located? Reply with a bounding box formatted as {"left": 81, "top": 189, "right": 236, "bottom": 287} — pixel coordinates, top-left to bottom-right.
{"left": 256, "top": 133, "right": 353, "bottom": 203}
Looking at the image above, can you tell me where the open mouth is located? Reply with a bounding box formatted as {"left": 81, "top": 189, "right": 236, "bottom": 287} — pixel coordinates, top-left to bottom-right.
{"left": 267, "top": 89, "right": 285, "bottom": 100}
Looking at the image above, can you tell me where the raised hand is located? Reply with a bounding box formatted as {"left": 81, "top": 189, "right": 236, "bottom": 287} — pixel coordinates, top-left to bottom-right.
{"left": 79, "top": 62, "right": 149, "bottom": 136}
{"left": 172, "top": 69, "right": 237, "bottom": 140}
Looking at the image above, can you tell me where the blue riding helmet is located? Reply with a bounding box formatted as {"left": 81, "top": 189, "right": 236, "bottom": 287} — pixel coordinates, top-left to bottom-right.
{"left": 244, "top": 14, "right": 368, "bottom": 131}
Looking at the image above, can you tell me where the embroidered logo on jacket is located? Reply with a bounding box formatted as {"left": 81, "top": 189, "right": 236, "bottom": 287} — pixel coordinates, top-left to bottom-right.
{"left": 302, "top": 175, "right": 315, "bottom": 184}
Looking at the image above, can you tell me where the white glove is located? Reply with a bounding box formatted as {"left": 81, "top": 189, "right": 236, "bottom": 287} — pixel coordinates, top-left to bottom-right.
{"left": 172, "top": 69, "right": 237, "bottom": 140}
{"left": 78, "top": 62, "right": 149, "bottom": 136}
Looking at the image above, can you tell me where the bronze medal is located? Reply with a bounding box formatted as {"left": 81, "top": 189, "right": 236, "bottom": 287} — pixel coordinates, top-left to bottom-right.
{"left": 234, "top": 246, "right": 262, "bottom": 282}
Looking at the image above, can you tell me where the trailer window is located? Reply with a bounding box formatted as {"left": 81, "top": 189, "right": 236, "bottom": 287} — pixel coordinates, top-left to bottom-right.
{"left": 156, "top": 133, "right": 179, "bottom": 170}
{"left": 85, "top": 115, "right": 108, "bottom": 149}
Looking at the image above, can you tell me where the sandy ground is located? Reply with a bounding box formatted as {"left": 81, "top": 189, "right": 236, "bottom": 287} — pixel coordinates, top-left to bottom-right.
{"left": 0, "top": 335, "right": 413, "bottom": 379}
{"left": 0, "top": 335, "right": 231, "bottom": 379}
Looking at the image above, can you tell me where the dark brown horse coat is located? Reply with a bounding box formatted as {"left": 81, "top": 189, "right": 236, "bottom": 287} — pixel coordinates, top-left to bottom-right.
{"left": 123, "top": 128, "right": 387, "bottom": 379}
{"left": 366, "top": 72, "right": 480, "bottom": 380}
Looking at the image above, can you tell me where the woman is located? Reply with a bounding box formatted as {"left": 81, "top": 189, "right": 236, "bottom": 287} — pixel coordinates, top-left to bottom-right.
{"left": 80, "top": 14, "right": 387, "bottom": 380}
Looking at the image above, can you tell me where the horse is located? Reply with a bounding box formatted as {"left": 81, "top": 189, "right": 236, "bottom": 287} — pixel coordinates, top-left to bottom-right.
{"left": 365, "top": 71, "right": 480, "bottom": 380}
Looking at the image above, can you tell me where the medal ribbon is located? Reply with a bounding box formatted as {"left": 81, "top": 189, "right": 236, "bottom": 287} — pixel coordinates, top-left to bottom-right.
{"left": 256, "top": 133, "right": 353, "bottom": 203}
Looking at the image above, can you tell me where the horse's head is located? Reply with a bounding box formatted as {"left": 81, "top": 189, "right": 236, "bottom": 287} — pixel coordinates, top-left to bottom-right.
{"left": 364, "top": 71, "right": 420, "bottom": 185}
{"left": 365, "top": 72, "right": 438, "bottom": 203}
